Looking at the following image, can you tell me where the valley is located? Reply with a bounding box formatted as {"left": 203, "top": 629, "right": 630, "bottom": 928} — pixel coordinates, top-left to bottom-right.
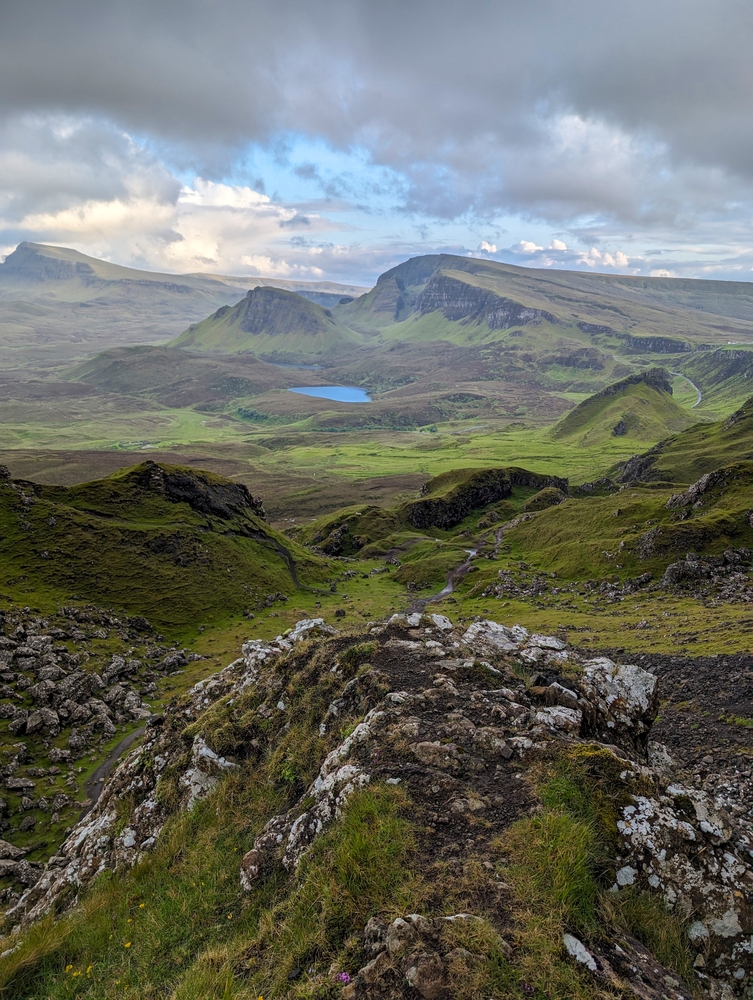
{"left": 2, "top": 243, "right": 753, "bottom": 999}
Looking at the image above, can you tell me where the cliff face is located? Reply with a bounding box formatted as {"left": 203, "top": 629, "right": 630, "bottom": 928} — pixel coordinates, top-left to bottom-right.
{"left": 417, "top": 273, "right": 559, "bottom": 329}
{"left": 237, "top": 286, "right": 338, "bottom": 337}
{"left": 407, "top": 468, "right": 568, "bottom": 530}
{"left": 6, "top": 613, "right": 751, "bottom": 999}
{"left": 0, "top": 243, "right": 96, "bottom": 282}
{"left": 617, "top": 333, "right": 692, "bottom": 354}
{"left": 136, "top": 460, "right": 266, "bottom": 521}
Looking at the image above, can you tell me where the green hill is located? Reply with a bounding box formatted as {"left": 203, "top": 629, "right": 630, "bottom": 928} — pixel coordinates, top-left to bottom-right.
{"left": 677, "top": 345, "right": 753, "bottom": 416}
{"left": 0, "top": 460, "right": 329, "bottom": 632}
{"left": 551, "top": 368, "right": 695, "bottom": 446}
{"left": 619, "top": 392, "right": 753, "bottom": 485}
{"left": 173, "top": 286, "right": 362, "bottom": 358}
{"left": 500, "top": 460, "right": 753, "bottom": 582}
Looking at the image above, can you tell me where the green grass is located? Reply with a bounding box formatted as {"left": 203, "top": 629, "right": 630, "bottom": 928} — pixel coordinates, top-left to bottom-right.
{"left": 495, "top": 747, "right": 697, "bottom": 999}
{"left": 0, "top": 461, "right": 331, "bottom": 635}
{"left": 617, "top": 393, "right": 753, "bottom": 483}
{"left": 0, "top": 775, "right": 417, "bottom": 1000}
{"left": 551, "top": 371, "right": 695, "bottom": 446}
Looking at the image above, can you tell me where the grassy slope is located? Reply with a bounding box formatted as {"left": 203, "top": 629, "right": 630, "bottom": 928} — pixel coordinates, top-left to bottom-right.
{"left": 552, "top": 372, "right": 695, "bottom": 446}
{"left": 173, "top": 287, "right": 362, "bottom": 357}
{"left": 618, "top": 393, "right": 753, "bottom": 484}
{"left": 0, "top": 462, "right": 330, "bottom": 633}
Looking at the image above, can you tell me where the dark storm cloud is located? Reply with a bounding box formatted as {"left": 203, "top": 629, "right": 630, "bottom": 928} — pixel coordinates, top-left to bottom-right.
{"left": 1, "top": 1, "right": 752, "bottom": 225}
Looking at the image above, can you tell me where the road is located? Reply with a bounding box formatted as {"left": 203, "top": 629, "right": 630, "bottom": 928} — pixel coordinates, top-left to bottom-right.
{"left": 670, "top": 371, "right": 703, "bottom": 408}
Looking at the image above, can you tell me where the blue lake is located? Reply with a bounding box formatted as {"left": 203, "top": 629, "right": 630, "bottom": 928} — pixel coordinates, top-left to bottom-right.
{"left": 289, "top": 386, "right": 372, "bottom": 403}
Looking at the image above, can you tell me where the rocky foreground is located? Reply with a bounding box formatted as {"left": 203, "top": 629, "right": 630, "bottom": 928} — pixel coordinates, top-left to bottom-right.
{"left": 3, "top": 614, "right": 752, "bottom": 999}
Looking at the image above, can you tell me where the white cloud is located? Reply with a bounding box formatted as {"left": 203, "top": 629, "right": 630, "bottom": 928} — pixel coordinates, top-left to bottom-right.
{"left": 549, "top": 238, "right": 567, "bottom": 250}
{"left": 575, "top": 247, "right": 632, "bottom": 269}
{"left": 513, "top": 240, "right": 544, "bottom": 254}
{"left": 478, "top": 240, "right": 497, "bottom": 253}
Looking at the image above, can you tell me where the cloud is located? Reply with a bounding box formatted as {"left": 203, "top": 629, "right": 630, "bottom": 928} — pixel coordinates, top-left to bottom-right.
{"left": 2, "top": 4, "right": 753, "bottom": 280}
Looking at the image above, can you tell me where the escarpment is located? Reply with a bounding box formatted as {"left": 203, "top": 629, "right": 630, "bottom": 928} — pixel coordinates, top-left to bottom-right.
{"left": 417, "top": 273, "right": 559, "bottom": 329}
{"left": 407, "top": 468, "right": 569, "bottom": 530}
{"left": 5, "top": 613, "right": 753, "bottom": 999}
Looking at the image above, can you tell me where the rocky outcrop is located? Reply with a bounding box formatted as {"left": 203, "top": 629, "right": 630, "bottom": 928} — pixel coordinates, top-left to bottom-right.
{"left": 616, "top": 333, "right": 693, "bottom": 354}
{"left": 5, "top": 613, "right": 752, "bottom": 997}
{"left": 406, "top": 467, "right": 568, "bottom": 530}
{"left": 665, "top": 468, "right": 732, "bottom": 510}
{"left": 661, "top": 548, "right": 752, "bottom": 597}
{"left": 136, "top": 460, "right": 266, "bottom": 521}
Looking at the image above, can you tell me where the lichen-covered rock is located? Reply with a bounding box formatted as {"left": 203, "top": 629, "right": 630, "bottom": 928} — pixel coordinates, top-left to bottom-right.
{"left": 6, "top": 612, "right": 752, "bottom": 998}
{"left": 579, "top": 656, "right": 659, "bottom": 750}
{"left": 614, "top": 784, "right": 753, "bottom": 991}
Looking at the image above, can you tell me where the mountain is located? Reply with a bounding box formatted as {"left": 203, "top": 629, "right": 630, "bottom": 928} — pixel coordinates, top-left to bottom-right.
{"left": 0, "top": 460, "right": 329, "bottom": 629}
{"left": 172, "top": 285, "right": 362, "bottom": 357}
{"left": 0, "top": 242, "right": 367, "bottom": 366}
{"left": 551, "top": 368, "right": 695, "bottom": 445}
{"left": 337, "top": 253, "right": 753, "bottom": 352}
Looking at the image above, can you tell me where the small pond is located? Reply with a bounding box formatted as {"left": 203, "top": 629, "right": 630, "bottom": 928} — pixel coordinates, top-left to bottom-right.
{"left": 288, "top": 386, "right": 372, "bottom": 403}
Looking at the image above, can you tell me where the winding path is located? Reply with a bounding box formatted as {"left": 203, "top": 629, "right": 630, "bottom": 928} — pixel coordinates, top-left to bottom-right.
{"left": 81, "top": 723, "right": 148, "bottom": 817}
{"left": 670, "top": 371, "right": 703, "bottom": 408}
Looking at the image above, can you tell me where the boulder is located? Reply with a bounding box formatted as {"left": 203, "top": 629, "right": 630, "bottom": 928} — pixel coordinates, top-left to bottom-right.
{"left": 579, "top": 657, "right": 658, "bottom": 751}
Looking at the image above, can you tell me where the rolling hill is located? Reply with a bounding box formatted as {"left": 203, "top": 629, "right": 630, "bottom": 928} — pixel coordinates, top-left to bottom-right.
{"left": 0, "top": 460, "right": 330, "bottom": 629}
{"left": 172, "top": 285, "right": 362, "bottom": 357}
{"left": 551, "top": 368, "right": 695, "bottom": 445}
{"left": 618, "top": 392, "right": 753, "bottom": 485}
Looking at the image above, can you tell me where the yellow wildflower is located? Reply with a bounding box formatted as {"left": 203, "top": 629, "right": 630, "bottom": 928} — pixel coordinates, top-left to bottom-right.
{"left": 65, "top": 964, "right": 73, "bottom": 973}
{"left": 139, "top": 902, "right": 145, "bottom": 908}
{"left": 124, "top": 941, "right": 131, "bottom": 948}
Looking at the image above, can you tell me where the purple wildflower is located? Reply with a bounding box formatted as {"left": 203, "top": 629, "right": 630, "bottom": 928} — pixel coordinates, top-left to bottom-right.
{"left": 337, "top": 972, "right": 351, "bottom": 983}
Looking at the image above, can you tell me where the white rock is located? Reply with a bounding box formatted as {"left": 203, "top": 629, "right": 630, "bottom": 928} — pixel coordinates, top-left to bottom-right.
{"left": 534, "top": 706, "right": 581, "bottom": 734}
{"left": 527, "top": 633, "right": 566, "bottom": 650}
{"left": 563, "top": 933, "right": 597, "bottom": 971}
{"left": 688, "top": 920, "right": 710, "bottom": 945}
{"left": 462, "top": 620, "right": 518, "bottom": 652}
{"left": 615, "top": 865, "right": 637, "bottom": 886}
{"left": 430, "top": 614, "right": 453, "bottom": 631}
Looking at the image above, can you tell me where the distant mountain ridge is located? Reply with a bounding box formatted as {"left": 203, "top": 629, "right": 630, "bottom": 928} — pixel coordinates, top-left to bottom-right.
{"left": 338, "top": 254, "right": 753, "bottom": 347}
{"left": 0, "top": 242, "right": 367, "bottom": 365}
{"left": 0, "top": 242, "right": 366, "bottom": 301}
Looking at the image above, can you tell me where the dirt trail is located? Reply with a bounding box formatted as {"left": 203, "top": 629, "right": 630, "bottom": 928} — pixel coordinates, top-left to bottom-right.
{"left": 408, "top": 548, "right": 478, "bottom": 612}
{"left": 81, "top": 724, "right": 147, "bottom": 817}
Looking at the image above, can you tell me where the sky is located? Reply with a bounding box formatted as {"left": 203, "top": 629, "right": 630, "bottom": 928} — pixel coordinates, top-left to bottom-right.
{"left": 2, "top": 1, "right": 753, "bottom": 286}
